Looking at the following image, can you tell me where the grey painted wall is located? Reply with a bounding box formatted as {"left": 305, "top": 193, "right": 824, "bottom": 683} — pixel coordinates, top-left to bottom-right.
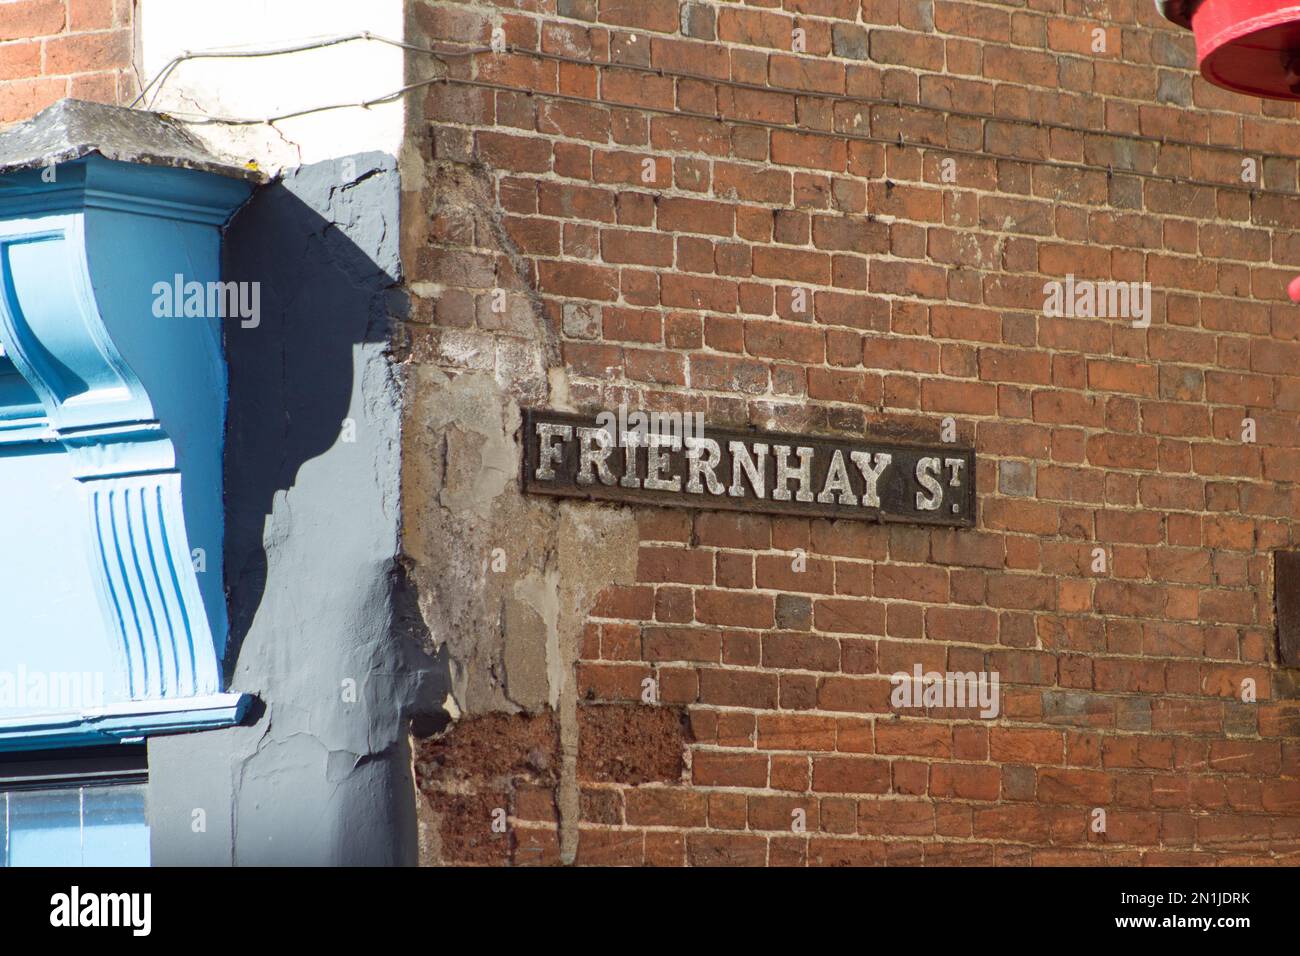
{"left": 146, "top": 152, "right": 444, "bottom": 866}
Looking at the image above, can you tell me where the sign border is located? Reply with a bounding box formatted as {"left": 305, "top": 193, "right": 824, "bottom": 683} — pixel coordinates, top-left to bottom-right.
{"left": 520, "top": 408, "right": 977, "bottom": 528}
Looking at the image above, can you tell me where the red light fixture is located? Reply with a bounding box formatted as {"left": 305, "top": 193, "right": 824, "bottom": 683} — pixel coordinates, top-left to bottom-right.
{"left": 1159, "top": 0, "right": 1300, "bottom": 99}
{"left": 1158, "top": 2, "right": 1300, "bottom": 300}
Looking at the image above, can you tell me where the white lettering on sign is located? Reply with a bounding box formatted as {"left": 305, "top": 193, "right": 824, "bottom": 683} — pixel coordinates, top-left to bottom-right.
{"left": 523, "top": 412, "right": 976, "bottom": 526}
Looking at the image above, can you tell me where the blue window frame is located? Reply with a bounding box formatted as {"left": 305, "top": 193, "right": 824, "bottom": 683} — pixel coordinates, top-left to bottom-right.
{"left": 0, "top": 148, "right": 253, "bottom": 754}
{"left": 0, "top": 747, "right": 149, "bottom": 867}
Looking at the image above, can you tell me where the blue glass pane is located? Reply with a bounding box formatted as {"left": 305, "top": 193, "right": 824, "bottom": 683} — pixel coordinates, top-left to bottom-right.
{"left": 9, "top": 788, "right": 80, "bottom": 867}
{"left": 1, "top": 783, "right": 149, "bottom": 867}
{"left": 82, "top": 784, "right": 149, "bottom": 866}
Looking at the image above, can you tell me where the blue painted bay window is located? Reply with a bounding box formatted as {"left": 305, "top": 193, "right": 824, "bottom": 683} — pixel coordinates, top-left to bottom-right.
{"left": 0, "top": 100, "right": 262, "bottom": 853}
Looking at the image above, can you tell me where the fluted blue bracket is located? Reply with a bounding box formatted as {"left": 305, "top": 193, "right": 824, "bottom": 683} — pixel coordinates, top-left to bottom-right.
{"left": 0, "top": 101, "right": 261, "bottom": 750}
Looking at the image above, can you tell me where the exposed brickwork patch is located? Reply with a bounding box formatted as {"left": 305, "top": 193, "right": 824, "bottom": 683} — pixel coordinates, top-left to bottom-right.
{"left": 415, "top": 711, "right": 561, "bottom": 786}
{"left": 414, "top": 712, "right": 560, "bottom": 865}
{"left": 577, "top": 703, "right": 690, "bottom": 784}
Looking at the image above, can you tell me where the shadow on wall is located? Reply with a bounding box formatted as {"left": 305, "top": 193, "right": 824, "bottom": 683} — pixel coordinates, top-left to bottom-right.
{"left": 215, "top": 153, "right": 448, "bottom": 864}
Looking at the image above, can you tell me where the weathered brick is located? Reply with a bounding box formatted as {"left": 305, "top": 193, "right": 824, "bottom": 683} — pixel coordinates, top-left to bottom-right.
{"left": 392, "top": 0, "right": 1300, "bottom": 868}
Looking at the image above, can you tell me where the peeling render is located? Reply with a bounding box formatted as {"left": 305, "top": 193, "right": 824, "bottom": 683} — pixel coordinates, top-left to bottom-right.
{"left": 398, "top": 359, "right": 645, "bottom": 862}
{"left": 148, "top": 152, "right": 443, "bottom": 865}
{"left": 399, "top": 67, "right": 652, "bottom": 862}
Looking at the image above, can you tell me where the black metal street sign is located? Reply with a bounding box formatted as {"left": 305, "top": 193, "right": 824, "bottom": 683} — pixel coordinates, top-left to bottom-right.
{"left": 521, "top": 409, "right": 976, "bottom": 527}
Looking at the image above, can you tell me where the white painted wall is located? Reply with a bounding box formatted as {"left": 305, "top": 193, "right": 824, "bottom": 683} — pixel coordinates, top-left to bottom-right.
{"left": 138, "top": 0, "right": 405, "bottom": 170}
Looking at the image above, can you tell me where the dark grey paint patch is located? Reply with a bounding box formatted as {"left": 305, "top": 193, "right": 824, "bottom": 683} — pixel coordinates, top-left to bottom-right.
{"left": 148, "top": 152, "right": 446, "bottom": 866}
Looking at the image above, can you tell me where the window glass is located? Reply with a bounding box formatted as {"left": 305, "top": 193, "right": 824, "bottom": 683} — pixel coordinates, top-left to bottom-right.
{"left": 82, "top": 785, "right": 149, "bottom": 866}
{"left": 1, "top": 783, "right": 149, "bottom": 867}
{"left": 8, "top": 788, "right": 80, "bottom": 867}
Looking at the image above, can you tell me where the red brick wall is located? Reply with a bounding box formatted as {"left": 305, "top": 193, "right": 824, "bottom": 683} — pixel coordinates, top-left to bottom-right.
{"left": 0, "top": 0, "right": 134, "bottom": 123}
{"left": 409, "top": 0, "right": 1300, "bottom": 865}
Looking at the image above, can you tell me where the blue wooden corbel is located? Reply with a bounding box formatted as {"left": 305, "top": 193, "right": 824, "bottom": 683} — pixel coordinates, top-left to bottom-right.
{"left": 0, "top": 100, "right": 263, "bottom": 750}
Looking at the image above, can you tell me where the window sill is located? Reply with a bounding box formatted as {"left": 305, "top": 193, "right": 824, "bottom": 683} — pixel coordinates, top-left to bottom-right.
{"left": 0, "top": 692, "right": 250, "bottom": 752}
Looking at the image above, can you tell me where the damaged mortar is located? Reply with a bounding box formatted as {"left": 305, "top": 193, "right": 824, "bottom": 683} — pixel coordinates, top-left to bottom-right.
{"left": 400, "top": 358, "right": 646, "bottom": 862}
{"left": 397, "top": 22, "right": 701, "bottom": 861}
{"left": 399, "top": 119, "right": 656, "bottom": 862}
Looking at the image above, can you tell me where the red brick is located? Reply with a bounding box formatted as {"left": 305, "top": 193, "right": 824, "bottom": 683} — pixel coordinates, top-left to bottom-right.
{"left": 0, "top": 0, "right": 65, "bottom": 42}
{"left": 693, "top": 752, "right": 768, "bottom": 788}
{"left": 812, "top": 756, "right": 891, "bottom": 794}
